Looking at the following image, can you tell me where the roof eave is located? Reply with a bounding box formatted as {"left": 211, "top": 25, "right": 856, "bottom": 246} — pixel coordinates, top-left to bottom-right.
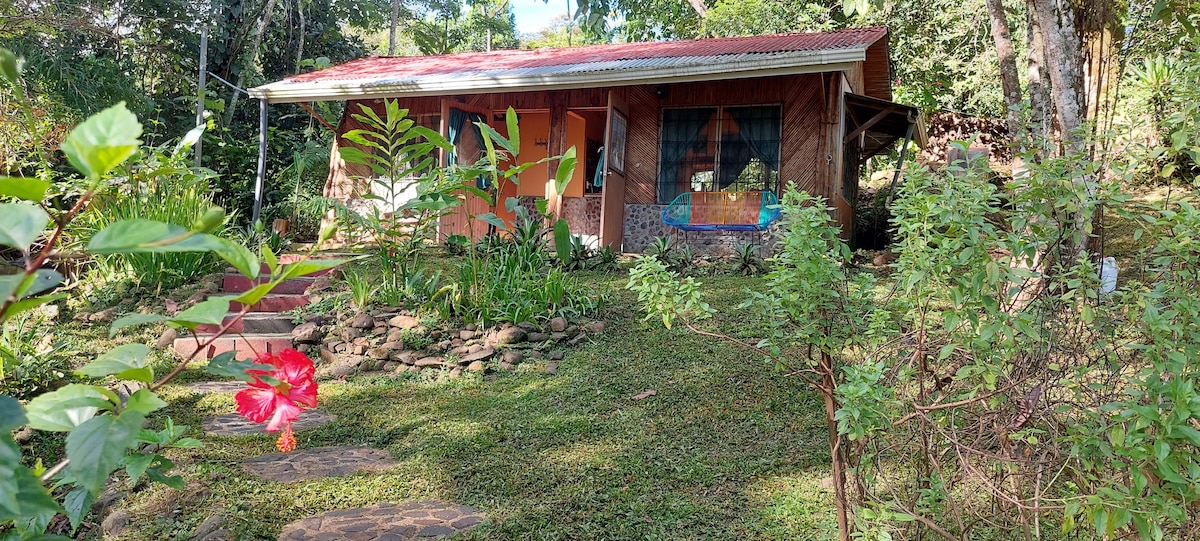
{"left": 249, "top": 48, "right": 867, "bottom": 104}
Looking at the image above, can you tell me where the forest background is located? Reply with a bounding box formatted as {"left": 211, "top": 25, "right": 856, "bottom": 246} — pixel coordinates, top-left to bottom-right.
{"left": 3, "top": 0, "right": 1195, "bottom": 238}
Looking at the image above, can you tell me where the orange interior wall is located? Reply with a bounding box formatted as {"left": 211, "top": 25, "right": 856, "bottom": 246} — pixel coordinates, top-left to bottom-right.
{"left": 564, "top": 111, "right": 586, "bottom": 198}
{"left": 513, "top": 111, "right": 550, "bottom": 197}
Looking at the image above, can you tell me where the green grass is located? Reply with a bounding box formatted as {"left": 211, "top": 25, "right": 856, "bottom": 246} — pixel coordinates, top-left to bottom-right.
{"left": 112, "top": 270, "right": 838, "bottom": 540}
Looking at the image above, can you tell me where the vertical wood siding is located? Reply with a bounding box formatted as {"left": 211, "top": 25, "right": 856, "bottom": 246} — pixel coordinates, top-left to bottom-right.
{"left": 327, "top": 73, "right": 850, "bottom": 235}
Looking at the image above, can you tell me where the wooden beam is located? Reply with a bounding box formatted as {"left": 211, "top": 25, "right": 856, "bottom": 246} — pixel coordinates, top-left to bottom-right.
{"left": 298, "top": 102, "right": 338, "bottom": 133}
{"left": 843, "top": 105, "right": 897, "bottom": 144}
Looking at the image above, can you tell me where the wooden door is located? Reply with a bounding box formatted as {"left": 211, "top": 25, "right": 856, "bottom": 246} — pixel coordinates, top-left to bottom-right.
{"left": 439, "top": 100, "right": 495, "bottom": 240}
{"left": 599, "top": 91, "right": 628, "bottom": 250}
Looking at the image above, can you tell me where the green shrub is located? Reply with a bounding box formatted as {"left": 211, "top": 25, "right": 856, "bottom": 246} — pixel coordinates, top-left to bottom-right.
{"left": 71, "top": 138, "right": 231, "bottom": 289}
{"left": 0, "top": 311, "right": 76, "bottom": 399}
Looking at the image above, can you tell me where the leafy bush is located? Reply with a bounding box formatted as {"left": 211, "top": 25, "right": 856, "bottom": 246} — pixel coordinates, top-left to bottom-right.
{"left": 435, "top": 225, "right": 596, "bottom": 326}
{"left": 0, "top": 49, "right": 346, "bottom": 538}
{"left": 0, "top": 311, "right": 75, "bottom": 399}
{"left": 71, "top": 131, "right": 233, "bottom": 289}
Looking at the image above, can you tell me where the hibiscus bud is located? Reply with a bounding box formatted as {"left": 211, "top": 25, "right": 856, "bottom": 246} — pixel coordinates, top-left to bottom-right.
{"left": 192, "top": 206, "right": 226, "bottom": 233}
{"left": 317, "top": 222, "right": 337, "bottom": 246}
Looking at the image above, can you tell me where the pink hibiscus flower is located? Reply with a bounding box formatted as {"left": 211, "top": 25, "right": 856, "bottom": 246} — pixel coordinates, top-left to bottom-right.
{"left": 234, "top": 349, "right": 318, "bottom": 452}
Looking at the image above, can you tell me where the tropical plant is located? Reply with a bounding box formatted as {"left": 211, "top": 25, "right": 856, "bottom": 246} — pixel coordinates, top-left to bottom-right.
{"left": 594, "top": 245, "right": 619, "bottom": 270}
{"left": 0, "top": 48, "right": 345, "bottom": 537}
{"left": 336, "top": 98, "right": 459, "bottom": 281}
{"left": 646, "top": 236, "right": 675, "bottom": 264}
{"left": 0, "top": 309, "right": 75, "bottom": 400}
{"left": 732, "top": 242, "right": 765, "bottom": 275}
{"left": 343, "top": 265, "right": 375, "bottom": 309}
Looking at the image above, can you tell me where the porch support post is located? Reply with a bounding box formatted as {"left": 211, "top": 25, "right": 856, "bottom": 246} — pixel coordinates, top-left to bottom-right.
{"left": 253, "top": 98, "right": 268, "bottom": 224}
{"left": 885, "top": 121, "right": 916, "bottom": 206}
{"left": 546, "top": 94, "right": 567, "bottom": 218}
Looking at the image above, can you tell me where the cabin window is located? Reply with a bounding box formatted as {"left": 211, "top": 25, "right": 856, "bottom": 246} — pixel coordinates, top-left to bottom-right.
{"left": 657, "top": 105, "right": 781, "bottom": 204}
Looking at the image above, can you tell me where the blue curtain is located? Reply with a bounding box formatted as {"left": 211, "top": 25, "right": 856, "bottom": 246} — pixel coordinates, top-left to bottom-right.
{"left": 448, "top": 107, "right": 488, "bottom": 188}
{"left": 717, "top": 135, "right": 752, "bottom": 190}
{"left": 726, "top": 106, "right": 781, "bottom": 191}
{"left": 658, "top": 108, "right": 715, "bottom": 203}
{"left": 593, "top": 147, "right": 606, "bottom": 188}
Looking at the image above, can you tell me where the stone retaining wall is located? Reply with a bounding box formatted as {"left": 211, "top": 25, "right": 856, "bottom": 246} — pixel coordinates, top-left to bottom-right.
{"left": 621, "top": 204, "right": 776, "bottom": 255}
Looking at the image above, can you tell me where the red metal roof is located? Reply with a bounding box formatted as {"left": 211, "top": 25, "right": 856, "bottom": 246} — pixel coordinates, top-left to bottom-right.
{"left": 283, "top": 27, "right": 889, "bottom": 84}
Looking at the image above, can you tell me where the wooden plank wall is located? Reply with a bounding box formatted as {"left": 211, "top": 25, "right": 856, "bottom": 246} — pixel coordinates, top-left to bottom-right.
{"left": 621, "top": 85, "right": 660, "bottom": 206}
{"left": 622, "top": 73, "right": 832, "bottom": 206}
{"left": 863, "top": 40, "right": 893, "bottom": 100}
{"left": 326, "top": 73, "right": 847, "bottom": 236}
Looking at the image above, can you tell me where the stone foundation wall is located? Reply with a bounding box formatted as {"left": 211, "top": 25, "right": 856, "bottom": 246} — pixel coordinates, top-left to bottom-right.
{"left": 621, "top": 204, "right": 776, "bottom": 255}
{"left": 562, "top": 196, "right": 602, "bottom": 243}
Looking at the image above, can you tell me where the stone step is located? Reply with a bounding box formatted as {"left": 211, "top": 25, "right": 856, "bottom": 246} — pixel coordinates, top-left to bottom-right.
{"left": 230, "top": 294, "right": 309, "bottom": 313}
{"left": 173, "top": 333, "right": 294, "bottom": 360}
{"left": 222, "top": 274, "right": 315, "bottom": 294}
{"left": 194, "top": 312, "right": 297, "bottom": 334}
{"left": 278, "top": 501, "right": 485, "bottom": 540}
{"left": 225, "top": 261, "right": 336, "bottom": 278}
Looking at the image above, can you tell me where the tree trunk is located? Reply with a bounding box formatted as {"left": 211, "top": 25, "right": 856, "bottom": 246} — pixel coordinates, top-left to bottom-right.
{"left": 225, "top": 0, "right": 279, "bottom": 127}
{"left": 1029, "top": 0, "right": 1092, "bottom": 257}
{"left": 389, "top": 0, "right": 400, "bottom": 55}
{"left": 686, "top": 0, "right": 707, "bottom": 16}
{"left": 1026, "top": 6, "right": 1051, "bottom": 148}
{"left": 294, "top": 0, "right": 305, "bottom": 74}
{"left": 1029, "top": 0, "right": 1085, "bottom": 151}
{"left": 820, "top": 351, "right": 851, "bottom": 541}
{"left": 985, "top": 0, "right": 1023, "bottom": 142}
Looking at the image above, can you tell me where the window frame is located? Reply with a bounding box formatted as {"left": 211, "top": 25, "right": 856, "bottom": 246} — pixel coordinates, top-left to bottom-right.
{"left": 656, "top": 103, "right": 784, "bottom": 204}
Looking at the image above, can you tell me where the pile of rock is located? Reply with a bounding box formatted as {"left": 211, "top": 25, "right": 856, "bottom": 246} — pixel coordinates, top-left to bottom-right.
{"left": 290, "top": 310, "right": 605, "bottom": 379}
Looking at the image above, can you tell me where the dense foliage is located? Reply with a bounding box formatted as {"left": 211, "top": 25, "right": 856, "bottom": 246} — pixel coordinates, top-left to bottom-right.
{"left": 0, "top": 50, "right": 347, "bottom": 537}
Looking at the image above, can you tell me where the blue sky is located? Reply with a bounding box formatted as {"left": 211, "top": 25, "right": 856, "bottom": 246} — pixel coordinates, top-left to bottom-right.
{"left": 510, "top": 0, "right": 572, "bottom": 34}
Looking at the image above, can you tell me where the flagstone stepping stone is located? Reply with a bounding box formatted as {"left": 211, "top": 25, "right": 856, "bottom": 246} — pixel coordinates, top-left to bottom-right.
{"left": 203, "top": 409, "right": 336, "bottom": 436}
{"left": 242, "top": 446, "right": 397, "bottom": 482}
{"left": 278, "top": 501, "right": 485, "bottom": 541}
{"left": 187, "top": 381, "right": 246, "bottom": 394}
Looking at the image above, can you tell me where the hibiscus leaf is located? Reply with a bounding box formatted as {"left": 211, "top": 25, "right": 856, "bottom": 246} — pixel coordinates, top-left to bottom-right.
{"left": 3, "top": 292, "right": 67, "bottom": 320}
{"left": 0, "top": 176, "right": 50, "bottom": 202}
{"left": 109, "top": 313, "right": 170, "bottom": 337}
{"left": 0, "top": 433, "right": 27, "bottom": 519}
{"left": 0, "top": 451, "right": 62, "bottom": 531}
{"left": 122, "top": 453, "right": 155, "bottom": 484}
{"left": 59, "top": 102, "right": 141, "bottom": 181}
{"left": 63, "top": 486, "right": 93, "bottom": 534}
{"left": 122, "top": 389, "right": 167, "bottom": 415}
{"left": 234, "top": 282, "right": 274, "bottom": 307}
{"left": 66, "top": 409, "right": 145, "bottom": 495}
{"left": 88, "top": 221, "right": 225, "bottom": 254}
{"left": 280, "top": 258, "right": 345, "bottom": 281}
{"left": 213, "top": 237, "right": 259, "bottom": 279}
{"left": 171, "top": 437, "right": 202, "bottom": 449}
{"left": 24, "top": 384, "right": 115, "bottom": 432}
{"left": 0, "top": 395, "right": 25, "bottom": 432}
{"left": 0, "top": 202, "right": 50, "bottom": 252}
{"left": 204, "top": 351, "right": 272, "bottom": 382}
{"left": 171, "top": 295, "right": 235, "bottom": 327}
{"left": 76, "top": 343, "right": 153, "bottom": 382}
{"left": 145, "top": 467, "right": 184, "bottom": 489}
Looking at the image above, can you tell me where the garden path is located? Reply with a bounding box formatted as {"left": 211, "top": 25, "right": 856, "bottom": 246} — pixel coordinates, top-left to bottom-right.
{"left": 196, "top": 371, "right": 487, "bottom": 540}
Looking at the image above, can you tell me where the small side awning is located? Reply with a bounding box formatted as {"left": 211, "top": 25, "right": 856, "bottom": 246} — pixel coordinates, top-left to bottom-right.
{"left": 843, "top": 92, "right": 927, "bottom": 161}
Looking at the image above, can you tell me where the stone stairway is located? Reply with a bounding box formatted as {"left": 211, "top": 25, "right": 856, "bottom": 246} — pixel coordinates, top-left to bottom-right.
{"left": 173, "top": 256, "right": 333, "bottom": 360}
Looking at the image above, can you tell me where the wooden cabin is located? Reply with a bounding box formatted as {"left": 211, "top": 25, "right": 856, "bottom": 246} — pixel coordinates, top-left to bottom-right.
{"left": 248, "top": 26, "right": 925, "bottom": 252}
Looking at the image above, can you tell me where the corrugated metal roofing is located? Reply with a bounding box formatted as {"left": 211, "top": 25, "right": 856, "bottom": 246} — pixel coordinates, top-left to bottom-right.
{"left": 250, "top": 26, "right": 889, "bottom": 103}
